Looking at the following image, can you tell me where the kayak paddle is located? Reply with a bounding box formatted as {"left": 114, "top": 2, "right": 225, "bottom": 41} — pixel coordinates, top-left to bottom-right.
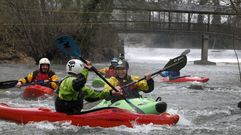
{"left": 163, "top": 49, "right": 190, "bottom": 71}
{"left": 121, "top": 54, "right": 187, "bottom": 89}
{"left": 0, "top": 80, "right": 58, "bottom": 89}
{"left": 0, "top": 80, "right": 18, "bottom": 89}
{"left": 92, "top": 49, "right": 190, "bottom": 88}
{"left": 54, "top": 34, "right": 145, "bottom": 114}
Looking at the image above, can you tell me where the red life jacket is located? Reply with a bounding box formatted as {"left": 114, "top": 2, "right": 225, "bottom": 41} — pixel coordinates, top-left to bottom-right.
{"left": 32, "top": 70, "right": 54, "bottom": 82}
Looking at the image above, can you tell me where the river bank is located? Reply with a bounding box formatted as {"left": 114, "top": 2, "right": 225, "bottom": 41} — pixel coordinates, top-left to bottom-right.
{"left": 0, "top": 46, "right": 34, "bottom": 64}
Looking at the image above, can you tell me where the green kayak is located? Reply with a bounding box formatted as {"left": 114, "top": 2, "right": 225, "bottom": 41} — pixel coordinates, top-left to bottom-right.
{"left": 93, "top": 97, "right": 167, "bottom": 114}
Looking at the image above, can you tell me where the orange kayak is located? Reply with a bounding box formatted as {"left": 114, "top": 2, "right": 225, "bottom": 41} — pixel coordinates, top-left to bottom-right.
{"left": 22, "top": 84, "right": 54, "bottom": 99}
{"left": 0, "top": 103, "right": 179, "bottom": 128}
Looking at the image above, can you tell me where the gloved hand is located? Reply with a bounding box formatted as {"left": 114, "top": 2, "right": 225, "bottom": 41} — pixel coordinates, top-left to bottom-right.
{"left": 111, "top": 86, "right": 123, "bottom": 96}
{"left": 16, "top": 81, "right": 22, "bottom": 88}
{"left": 145, "top": 73, "right": 152, "bottom": 80}
{"left": 84, "top": 60, "right": 93, "bottom": 71}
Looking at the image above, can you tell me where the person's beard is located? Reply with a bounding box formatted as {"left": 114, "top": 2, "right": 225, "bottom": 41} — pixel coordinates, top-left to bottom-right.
{"left": 40, "top": 68, "right": 48, "bottom": 73}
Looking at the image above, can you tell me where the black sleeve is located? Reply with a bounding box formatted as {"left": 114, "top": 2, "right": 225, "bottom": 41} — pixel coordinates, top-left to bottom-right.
{"left": 143, "top": 78, "right": 154, "bottom": 93}
{"left": 85, "top": 97, "right": 101, "bottom": 102}
{"left": 72, "top": 74, "right": 86, "bottom": 91}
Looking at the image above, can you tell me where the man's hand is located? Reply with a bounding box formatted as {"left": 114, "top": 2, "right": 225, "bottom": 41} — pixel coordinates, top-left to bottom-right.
{"left": 111, "top": 86, "right": 123, "bottom": 96}
{"left": 145, "top": 73, "right": 152, "bottom": 80}
{"left": 16, "top": 82, "right": 22, "bottom": 88}
{"left": 84, "top": 60, "right": 93, "bottom": 70}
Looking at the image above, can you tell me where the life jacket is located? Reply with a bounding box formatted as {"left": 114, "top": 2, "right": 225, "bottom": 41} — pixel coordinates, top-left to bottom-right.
{"left": 109, "top": 75, "right": 141, "bottom": 103}
{"left": 32, "top": 70, "right": 55, "bottom": 81}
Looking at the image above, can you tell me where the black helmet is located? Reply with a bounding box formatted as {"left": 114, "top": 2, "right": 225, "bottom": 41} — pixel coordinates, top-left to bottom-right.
{"left": 115, "top": 59, "right": 129, "bottom": 69}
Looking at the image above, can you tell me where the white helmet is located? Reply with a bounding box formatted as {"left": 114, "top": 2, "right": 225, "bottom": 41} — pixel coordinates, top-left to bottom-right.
{"left": 66, "top": 59, "right": 84, "bottom": 74}
{"left": 39, "top": 58, "right": 50, "bottom": 67}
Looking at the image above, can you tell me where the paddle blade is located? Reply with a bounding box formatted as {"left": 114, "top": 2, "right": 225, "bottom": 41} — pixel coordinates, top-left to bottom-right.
{"left": 164, "top": 55, "right": 187, "bottom": 71}
{"left": 0, "top": 80, "right": 18, "bottom": 89}
{"left": 180, "top": 49, "right": 190, "bottom": 56}
{"left": 54, "top": 34, "right": 81, "bottom": 58}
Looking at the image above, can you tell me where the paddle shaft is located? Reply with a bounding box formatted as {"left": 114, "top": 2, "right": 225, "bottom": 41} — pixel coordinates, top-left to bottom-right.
{"left": 122, "top": 55, "right": 186, "bottom": 89}
{"left": 0, "top": 79, "right": 59, "bottom": 89}
{"left": 122, "top": 70, "right": 165, "bottom": 89}
{"left": 0, "top": 80, "right": 18, "bottom": 89}
{"left": 79, "top": 57, "right": 117, "bottom": 92}
{"left": 181, "top": 49, "right": 190, "bottom": 56}
{"left": 22, "top": 80, "right": 59, "bottom": 86}
{"left": 121, "top": 67, "right": 170, "bottom": 89}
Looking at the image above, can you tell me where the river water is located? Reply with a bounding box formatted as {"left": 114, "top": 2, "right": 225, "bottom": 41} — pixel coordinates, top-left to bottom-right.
{"left": 0, "top": 48, "right": 241, "bottom": 135}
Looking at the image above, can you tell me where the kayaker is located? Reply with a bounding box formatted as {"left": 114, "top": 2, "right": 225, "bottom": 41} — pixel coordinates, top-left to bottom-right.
{"left": 98, "top": 57, "right": 118, "bottom": 78}
{"left": 104, "top": 59, "right": 155, "bottom": 103}
{"left": 55, "top": 59, "right": 122, "bottom": 114}
{"left": 16, "top": 57, "right": 59, "bottom": 90}
{"left": 160, "top": 71, "right": 180, "bottom": 80}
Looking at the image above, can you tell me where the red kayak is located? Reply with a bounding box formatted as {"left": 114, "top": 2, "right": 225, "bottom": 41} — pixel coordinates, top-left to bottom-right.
{"left": 22, "top": 85, "right": 54, "bottom": 99}
{"left": 160, "top": 76, "right": 209, "bottom": 83}
{"left": 0, "top": 103, "right": 179, "bottom": 128}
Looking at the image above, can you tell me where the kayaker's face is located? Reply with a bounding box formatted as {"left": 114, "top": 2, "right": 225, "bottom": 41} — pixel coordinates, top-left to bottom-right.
{"left": 40, "top": 64, "right": 49, "bottom": 73}
{"left": 116, "top": 68, "right": 127, "bottom": 78}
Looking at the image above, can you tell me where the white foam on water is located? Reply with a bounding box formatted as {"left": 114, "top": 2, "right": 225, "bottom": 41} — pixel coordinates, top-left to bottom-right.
{"left": 26, "top": 121, "right": 57, "bottom": 130}
{"left": 111, "top": 123, "right": 167, "bottom": 134}
{"left": 26, "top": 121, "right": 81, "bottom": 132}
{"left": 190, "top": 108, "right": 232, "bottom": 116}
{"left": 167, "top": 108, "right": 192, "bottom": 126}
{"left": 125, "top": 47, "right": 241, "bottom": 63}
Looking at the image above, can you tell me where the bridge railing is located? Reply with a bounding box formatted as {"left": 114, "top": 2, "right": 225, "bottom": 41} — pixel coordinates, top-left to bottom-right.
{"left": 110, "top": 20, "right": 241, "bottom": 35}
